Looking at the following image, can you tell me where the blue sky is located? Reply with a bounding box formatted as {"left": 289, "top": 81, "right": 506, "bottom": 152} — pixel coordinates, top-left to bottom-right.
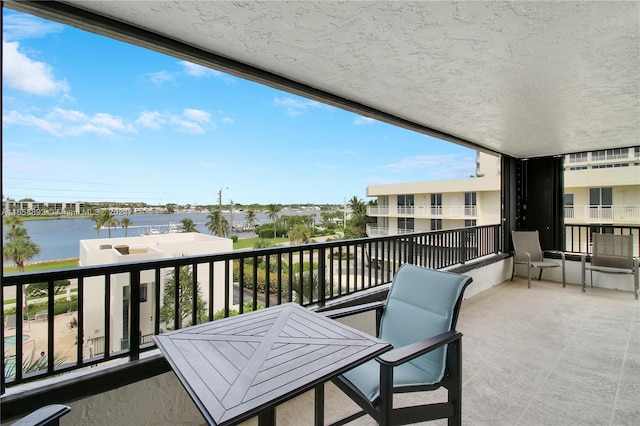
{"left": 2, "top": 9, "right": 476, "bottom": 206}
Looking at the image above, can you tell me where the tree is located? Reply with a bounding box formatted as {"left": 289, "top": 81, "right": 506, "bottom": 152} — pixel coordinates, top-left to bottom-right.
{"left": 91, "top": 212, "right": 104, "bottom": 237}
{"left": 181, "top": 217, "right": 199, "bottom": 233}
{"left": 102, "top": 210, "right": 120, "bottom": 238}
{"left": 3, "top": 217, "right": 41, "bottom": 272}
{"left": 3, "top": 215, "right": 23, "bottom": 230}
{"left": 288, "top": 224, "right": 312, "bottom": 245}
{"left": 25, "top": 280, "right": 70, "bottom": 298}
{"left": 120, "top": 217, "right": 132, "bottom": 237}
{"left": 206, "top": 208, "right": 230, "bottom": 237}
{"left": 245, "top": 209, "right": 257, "bottom": 234}
{"left": 160, "top": 265, "right": 206, "bottom": 329}
{"left": 265, "top": 204, "right": 281, "bottom": 239}
{"left": 346, "top": 196, "right": 369, "bottom": 238}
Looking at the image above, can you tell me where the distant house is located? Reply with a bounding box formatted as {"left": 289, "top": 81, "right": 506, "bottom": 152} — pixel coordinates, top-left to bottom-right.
{"left": 79, "top": 233, "right": 233, "bottom": 355}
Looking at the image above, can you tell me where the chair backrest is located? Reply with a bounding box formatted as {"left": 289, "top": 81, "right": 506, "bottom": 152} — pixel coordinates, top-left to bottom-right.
{"left": 591, "top": 234, "right": 634, "bottom": 269}
{"left": 379, "top": 264, "right": 472, "bottom": 382}
{"left": 511, "top": 231, "right": 544, "bottom": 262}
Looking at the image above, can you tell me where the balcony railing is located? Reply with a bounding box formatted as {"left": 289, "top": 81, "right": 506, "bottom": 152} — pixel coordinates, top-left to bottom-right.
{"left": 564, "top": 224, "right": 640, "bottom": 257}
{"left": 367, "top": 205, "right": 478, "bottom": 219}
{"left": 564, "top": 205, "right": 640, "bottom": 224}
{"left": 1, "top": 225, "right": 502, "bottom": 392}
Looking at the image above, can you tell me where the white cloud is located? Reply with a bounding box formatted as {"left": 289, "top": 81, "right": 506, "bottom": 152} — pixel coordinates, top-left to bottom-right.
{"left": 146, "top": 70, "right": 176, "bottom": 85}
{"left": 183, "top": 108, "right": 211, "bottom": 123}
{"left": 221, "top": 117, "right": 234, "bottom": 124}
{"left": 136, "top": 111, "right": 165, "bottom": 129}
{"left": 3, "top": 12, "right": 64, "bottom": 41}
{"left": 2, "top": 41, "right": 69, "bottom": 96}
{"left": 353, "top": 116, "right": 376, "bottom": 125}
{"left": 3, "top": 110, "right": 62, "bottom": 135}
{"left": 170, "top": 116, "right": 204, "bottom": 134}
{"left": 380, "top": 154, "right": 476, "bottom": 179}
{"left": 273, "top": 96, "right": 322, "bottom": 117}
{"left": 4, "top": 108, "right": 129, "bottom": 137}
{"left": 179, "top": 61, "right": 235, "bottom": 83}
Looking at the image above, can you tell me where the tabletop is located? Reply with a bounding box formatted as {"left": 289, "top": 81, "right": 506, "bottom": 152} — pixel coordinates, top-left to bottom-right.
{"left": 155, "top": 302, "right": 390, "bottom": 425}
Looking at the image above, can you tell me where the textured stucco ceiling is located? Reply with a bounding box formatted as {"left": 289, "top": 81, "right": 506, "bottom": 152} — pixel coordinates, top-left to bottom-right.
{"left": 7, "top": 1, "right": 639, "bottom": 159}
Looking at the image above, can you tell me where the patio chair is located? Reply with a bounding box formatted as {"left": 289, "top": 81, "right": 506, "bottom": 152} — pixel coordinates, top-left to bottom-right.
{"left": 5, "top": 314, "right": 16, "bottom": 330}
{"left": 327, "top": 264, "right": 472, "bottom": 425}
{"left": 511, "top": 230, "right": 566, "bottom": 289}
{"left": 582, "top": 234, "right": 639, "bottom": 300}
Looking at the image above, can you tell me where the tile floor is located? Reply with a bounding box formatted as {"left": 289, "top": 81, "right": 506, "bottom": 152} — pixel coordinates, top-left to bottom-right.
{"left": 272, "top": 278, "right": 639, "bottom": 425}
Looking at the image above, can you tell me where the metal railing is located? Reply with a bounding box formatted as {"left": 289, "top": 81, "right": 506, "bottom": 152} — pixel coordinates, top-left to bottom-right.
{"left": 1, "top": 225, "right": 502, "bottom": 391}
{"left": 564, "top": 224, "right": 640, "bottom": 257}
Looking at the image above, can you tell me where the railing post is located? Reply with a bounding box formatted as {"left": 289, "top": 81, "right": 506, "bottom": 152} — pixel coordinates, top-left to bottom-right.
{"left": 318, "top": 247, "right": 326, "bottom": 307}
{"left": 130, "top": 270, "right": 141, "bottom": 361}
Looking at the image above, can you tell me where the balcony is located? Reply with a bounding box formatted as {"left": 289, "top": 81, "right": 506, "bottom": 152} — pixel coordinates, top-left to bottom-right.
{"left": 565, "top": 205, "right": 640, "bottom": 225}
{"left": 367, "top": 205, "right": 478, "bottom": 220}
{"left": 2, "top": 264, "right": 638, "bottom": 424}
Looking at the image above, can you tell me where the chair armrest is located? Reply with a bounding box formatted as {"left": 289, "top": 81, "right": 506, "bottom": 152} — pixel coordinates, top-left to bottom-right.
{"left": 512, "top": 250, "right": 531, "bottom": 262}
{"left": 376, "top": 330, "right": 461, "bottom": 367}
{"left": 320, "top": 301, "right": 385, "bottom": 320}
{"left": 543, "top": 250, "right": 565, "bottom": 260}
{"left": 11, "top": 404, "right": 70, "bottom": 426}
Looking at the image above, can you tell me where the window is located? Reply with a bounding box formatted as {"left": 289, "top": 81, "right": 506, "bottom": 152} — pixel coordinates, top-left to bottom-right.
{"left": 564, "top": 194, "right": 575, "bottom": 219}
{"left": 464, "top": 192, "right": 477, "bottom": 216}
{"left": 464, "top": 219, "right": 476, "bottom": 227}
{"left": 140, "top": 283, "right": 148, "bottom": 303}
{"left": 568, "top": 152, "right": 588, "bottom": 163}
{"left": 589, "top": 187, "right": 613, "bottom": 221}
{"left": 430, "top": 219, "right": 442, "bottom": 230}
{"left": 398, "top": 218, "right": 414, "bottom": 232}
{"left": 592, "top": 148, "right": 628, "bottom": 161}
{"left": 569, "top": 166, "right": 588, "bottom": 171}
{"left": 397, "top": 194, "right": 414, "bottom": 215}
{"left": 430, "top": 193, "right": 442, "bottom": 215}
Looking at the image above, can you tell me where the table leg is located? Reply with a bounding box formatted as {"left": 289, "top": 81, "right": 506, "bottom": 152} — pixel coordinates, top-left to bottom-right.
{"left": 258, "top": 408, "right": 275, "bottom": 426}
{"left": 315, "top": 383, "right": 324, "bottom": 425}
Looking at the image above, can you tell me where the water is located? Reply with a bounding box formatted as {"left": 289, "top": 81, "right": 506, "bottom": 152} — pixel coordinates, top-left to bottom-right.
{"left": 4, "top": 210, "right": 326, "bottom": 264}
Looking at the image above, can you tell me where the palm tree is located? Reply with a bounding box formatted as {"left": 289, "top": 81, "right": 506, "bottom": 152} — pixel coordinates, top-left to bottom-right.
{"left": 120, "top": 217, "right": 132, "bottom": 237}
{"left": 347, "top": 196, "right": 368, "bottom": 237}
{"left": 245, "top": 209, "right": 257, "bottom": 234}
{"left": 265, "top": 204, "right": 281, "bottom": 239}
{"left": 3, "top": 215, "right": 23, "bottom": 230}
{"left": 3, "top": 220, "right": 41, "bottom": 272}
{"left": 102, "top": 210, "right": 120, "bottom": 238}
{"left": 206, "top": 209, "right": 230, "bottom": 237}
{"left": 181, "top": 217, "right": 199, "bottom": 233}
{"left": 91, "top": 212, "right": 104, "bottom": 237}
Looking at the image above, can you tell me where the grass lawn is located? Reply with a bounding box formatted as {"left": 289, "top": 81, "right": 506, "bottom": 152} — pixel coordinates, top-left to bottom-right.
{"left": 3, "top": 258, "right": 79, "bottom": 275}
{"left": 233, "top": 237, "right": 289, "bottom": 250}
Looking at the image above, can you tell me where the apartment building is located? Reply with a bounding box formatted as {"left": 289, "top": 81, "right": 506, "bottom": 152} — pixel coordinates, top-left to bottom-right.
{"left": 78, "top": 233, "right": 233, "bottom": 355}
{"left": 367, "top": 147, "right": 640, "bottom": 237}
{"left": 2, "top": 200, "right": 85, "bottom": 215}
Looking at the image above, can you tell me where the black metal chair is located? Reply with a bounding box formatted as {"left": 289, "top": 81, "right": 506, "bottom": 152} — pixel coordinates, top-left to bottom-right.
{"left": 10, "top": 404, "right": 70, "bottom": 426}
{"left": 327, "top": 264, "right": 472, "bottom": 425}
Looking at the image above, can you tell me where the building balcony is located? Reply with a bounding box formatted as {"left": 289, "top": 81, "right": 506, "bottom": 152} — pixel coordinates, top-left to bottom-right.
{"left": 367, "top": 205, "right": 478, "bottom": 219}
{"left": 565, "top": 205, "right": 640, "bottom": 225}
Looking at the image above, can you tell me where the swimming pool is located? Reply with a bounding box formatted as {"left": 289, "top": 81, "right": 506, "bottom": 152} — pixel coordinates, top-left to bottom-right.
{"left": 3, "top": 335, "right": 30, "bottom": 347}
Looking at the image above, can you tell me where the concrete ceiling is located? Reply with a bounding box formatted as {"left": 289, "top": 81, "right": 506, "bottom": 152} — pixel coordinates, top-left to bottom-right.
{"left": 6, "top": 1, "right": 639, "bottom": 159}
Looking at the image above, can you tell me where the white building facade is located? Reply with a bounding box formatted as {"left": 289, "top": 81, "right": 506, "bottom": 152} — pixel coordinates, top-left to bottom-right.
{"left": 78, "top": 233, "right": 233, "bottom": 355}
{"left": 367, "top": 148, "right": 640, "bottom": 236}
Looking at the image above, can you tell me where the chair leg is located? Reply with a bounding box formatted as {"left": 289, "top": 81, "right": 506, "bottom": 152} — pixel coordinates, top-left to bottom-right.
{"left": 448, "top": 340, "right": 462, "bottom": 426}
{"left": 538, "top": 268, "right": 543, "bottom": 281}
{"left": 511, "top": 260, "right": 515, "bottom": 281}
{"left": 527, "top": 266, "right": 531, "bottom": 289}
